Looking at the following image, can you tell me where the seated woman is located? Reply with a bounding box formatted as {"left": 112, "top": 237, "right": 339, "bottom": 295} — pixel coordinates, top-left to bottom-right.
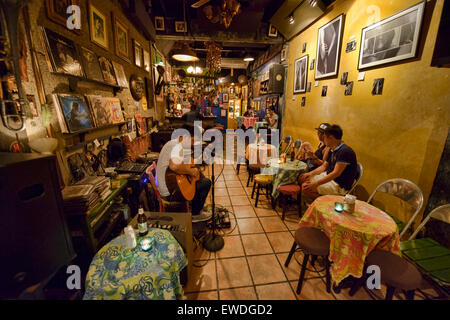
{"left": 297, "top": 123, "right": 330, "bottom": 171}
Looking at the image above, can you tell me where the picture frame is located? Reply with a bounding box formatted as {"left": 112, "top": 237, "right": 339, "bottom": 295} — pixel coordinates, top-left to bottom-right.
{"left": 280, "top": 47, "right": 287, "bottom": 62}
{"left": 321, "top": 86, "right": 328, "bottom": 97}
{"left": 98, "top": 56, "right": 117, "bottom": 85}
{"left": 358, "top": 1, "right": 426, "bottom": 70}
{"left": 223, "top": 93, "right": 229, "bottom": 103}
{"left": 143, "top": 50, "right": 150, "bottom": 72}
{"left": 340, "top": 72, "right": 348, "bottom": 85}
{"left": 155, "top": 17, "right": 165, "bottom": 31}
{"left": 45, "top": 0, "right": 81, "bottom": 34}
{"left": 175, "top": 21, "right": 187, "bottom": 33}
{"left": 315, "top": 14, "right": 344, "bottom": 80}
{"left": 113, "top": 14, "right": 130, "bottom": 62}
{"left": 133, "top": 40, "right": 143, "bottom": 67}
{"left": 268, "top": 24, "right": 278, "bottom": 37}
{"left": 372, "top": 78, "right": 384, "bottom": 95}
{"left": 57, "top": 94, "right": 95, "bottom": 133}
{"left": 345, "top": 81, "right": 354, "bottom": 95}
{"left": 86, "top": 95, "right": 113, "bottom": 127}
{"left": 302, "top": 43, "right": 307, "bottom": 53}
{"left": 112, "top": 61, "right": 129, "bottom": 88}
{"left": 293, "top": 55, "right": 308, "bottom": 94}
{"left": 79, "top": 46, "right": 103, "bottom": 82}
{"left": 89, "top": 1, "right": 108, "bottom": 50}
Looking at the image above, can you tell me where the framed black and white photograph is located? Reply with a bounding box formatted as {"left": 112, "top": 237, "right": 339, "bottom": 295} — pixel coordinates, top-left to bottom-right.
{"left": 281, "top": 47, "right": 287, "bottom": 62}
{"left": 340, "top": 72, "right": 348, "bottom": 85}
{"left": 372, "top": 78, "right": 384, "bottom": 95}
{"left": 302, "top": 43, "right": 307, "bottom": 53}
{"left": 310, "top": 59, "right": 315, "bottom": 70}
{"left": 268, "top": 24, "right": 278, "bottom": 37}
{"left": 155, "top": 17, "right": 164, "bottom": 31}
{"left": 345, "top": 81, "right": 353, "bottom": 95}
{"left": 293, "top": 55, "right": 308, "bottom": 94}
{"left": 346, "top": 40, "right": 357, "bottom": 52}
{"left": 175, "top": 21, "right": 187, "bottom": 33}
{"left": 315, "top": 14, "right": 344, "bottom": 80}
{"left": 301, "top": 97, "right": 306, "bottom": 107}
{"left": 321, "top": 86, "right": 328, "bottom": 97}
{"left": 358, "top": 1, "right": 426, "bottom": 70}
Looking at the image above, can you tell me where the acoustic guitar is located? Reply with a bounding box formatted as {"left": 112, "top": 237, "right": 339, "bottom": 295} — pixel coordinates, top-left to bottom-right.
{"left": 165, "top": 161, "right": 206, "bottom": 201}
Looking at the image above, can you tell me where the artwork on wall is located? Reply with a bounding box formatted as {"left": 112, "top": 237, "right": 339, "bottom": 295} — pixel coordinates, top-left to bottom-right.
{"left": 89, "top": 1, "right": 108, "bottom": 50}
{"left": 293, "top": 55, "right": 308, "bottom": 94}
{"left": 223, "top": 93, "right": 229, "bottom": 103}
{"left": 268, "top": 24, "right": 278, "bottom": 37}
{"left": 42, "top": 28, "right": 84, "bottom": 77}
{"left": 113, "top": 14, "right": 130, "bottom": 62}
{"left": 56, "top": 95, "right": 94, "bottom": 133}
{"left": 143, "top": 50, "right": 150, "bottom": 72}
{"left": 321, "top": 86, "right": 328, "bottom": 97}
{"left": 280, "top": 47, "right": 287, "bottom": 62}
{"left": 302, "top": 43, "right": 307, "bottom": 53}
{"left": 98, "top": 57, "right": 117, "bottom": 85}
{"left": 105, "top": 97, "right": 124, "bottom": 123}
{"left": 112, "top": 61, "right": 128, "bottom": 88}
{"left": 45, "top": 0, "right": 80, "bottom": 34}
{"left": 133, "top": 40, "right": 143, "bottom": 67}
{"left": 310, "top": 59, "right": 315, "bottom": 70}
{"left": 130, "top": 74, "right": 145, "bottom": 101}
{"left": 359, "top": 1, "right": 426, "bottom": 70}
{"left": 79, "top": 46, "right": 103, "bottom": 82}
{"left": 346, "top": 40, "right": 357, "bottom": 52}
{"left": 301, "top": 97, "right": 306, "bottom": 107}
{"left": 315, "top": 14, "right": 344, "bottom": 80}
{"left": 372, "top": 78, "right": 384, "bottom": 95}
{"left": 155, "top": 17, "right": 165, "bottom": 31}
{"left": 340, "top": 72, "right": 348, "bottom": 85}
{"left": 345, "top": 81, "right": 353, "bottom": 95}
{"left": 175, "top": 21, "right": 187, "bottom": 33}
{"left": 87, "top": 95, "right": 112, "bottom": 127}
{"left": 27, "top": 94, "right": 38, "bottom": 117}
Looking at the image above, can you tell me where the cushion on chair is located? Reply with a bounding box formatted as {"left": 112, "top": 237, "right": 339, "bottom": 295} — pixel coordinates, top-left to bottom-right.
{"left": 278, "top": 184, "right": 301, "bottom": 195}
{"left": 295, "top": 227, "right": 330, "bottom": 256}
{"left": 254, "top": 174, "right": 273, "bottom": 185}
{"left": 366, "top": 250, "right": 423, "bottom": 290}
{"left": 249, "top": 164, "right": 265, "bottom": 171}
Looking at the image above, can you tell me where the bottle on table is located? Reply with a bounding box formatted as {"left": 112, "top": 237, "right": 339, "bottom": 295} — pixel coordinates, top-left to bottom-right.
{"left": 137, "top": 207, "right": 148, "bottom": 237}
{"left": 290, "top": 150, "right": 295, "bottom": 161}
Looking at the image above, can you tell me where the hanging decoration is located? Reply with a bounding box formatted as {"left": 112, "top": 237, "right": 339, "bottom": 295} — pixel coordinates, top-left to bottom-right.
{"left": 200, "top": 0, "right": 241, "bottom": 29}
{"left": 205, "top": 41, "right": 221, "bottom": 75}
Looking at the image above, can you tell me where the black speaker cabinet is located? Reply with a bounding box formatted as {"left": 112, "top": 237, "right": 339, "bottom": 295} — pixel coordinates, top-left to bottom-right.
{"left": 268, "top": 63, "right": 285, "bottom": 94}
{"left": 151, "top": 130, "right": 174, "bottom": 152}
{"left": 0, "top": 153, "right": 75, "bottom": 298}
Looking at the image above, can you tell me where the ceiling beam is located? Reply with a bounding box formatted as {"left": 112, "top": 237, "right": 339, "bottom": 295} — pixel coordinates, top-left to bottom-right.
{"left": 155, "top": 34, "right": 282, "bottom": 45}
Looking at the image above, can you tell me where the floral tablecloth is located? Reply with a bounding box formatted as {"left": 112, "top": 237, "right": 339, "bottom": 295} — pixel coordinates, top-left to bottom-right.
{"left": 298, "top": 195, "right": 401, "bottom": 285}
{"left": 261, "top": 158, "right": 307, "bottom": 199}
{"left": 83, "top": 229, "right": 187, "bottom": 300}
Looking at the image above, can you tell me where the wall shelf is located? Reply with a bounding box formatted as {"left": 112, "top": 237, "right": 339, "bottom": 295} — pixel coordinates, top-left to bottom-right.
{"left": 51, "top": 73, "right": 125, "bottom": 96}
{"left": 63, "top": 122, "right": 127, "bottom": 151}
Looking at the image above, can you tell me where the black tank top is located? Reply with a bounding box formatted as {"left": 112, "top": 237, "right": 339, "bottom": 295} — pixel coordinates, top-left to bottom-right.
{"left": 314, "top": 143, "right": 326, "bottom": 160}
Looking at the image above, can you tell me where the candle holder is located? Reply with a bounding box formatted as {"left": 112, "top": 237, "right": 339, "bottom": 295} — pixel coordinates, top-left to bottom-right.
{"left": 139, "top": 237, "right": 154, "bottom": 251}
{"left": 334, "top": 202, "right": 344, "bottom": 213}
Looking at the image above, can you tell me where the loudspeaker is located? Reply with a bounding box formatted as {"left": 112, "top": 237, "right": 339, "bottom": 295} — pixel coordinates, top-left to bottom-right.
{"left": 151, "top": 130, "right": 174, "bottom": 152}
{"left": 268, "top": 64, "right": 285, "bottom": 94}
{"left": 0, "top": 153, "right": 75, "bottom": 298}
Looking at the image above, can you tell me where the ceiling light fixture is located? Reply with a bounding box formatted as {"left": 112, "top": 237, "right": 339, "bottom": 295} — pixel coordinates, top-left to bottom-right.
{"left": 288, "top": 15, "right": 295, "bottom": 24}
{"left": 172, "top": 42, "right": 200, "bottom": 62}
{"left": 243, "top": 54, "right": 254, "bottom": 62}
{"left": 309, "top": 0, "right": 317, "bottom": 7}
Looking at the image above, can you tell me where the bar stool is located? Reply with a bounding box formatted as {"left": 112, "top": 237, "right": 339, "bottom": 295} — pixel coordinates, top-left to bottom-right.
{"left": 251, "top": 174, "right": 274, "bottom": 207}
{"left": 277, "top": 184, "right": 302, "bottom": 220}
{"left": 285, "top": 227, "right": 332, "bottom": 295}
{"left": 246, "top": 163, "right": 263, "bottom": 187}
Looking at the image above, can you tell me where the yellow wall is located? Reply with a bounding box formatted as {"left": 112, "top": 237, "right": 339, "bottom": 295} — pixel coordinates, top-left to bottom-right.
{"left": 284, "top": 0, "right": 450, "bottom": 215}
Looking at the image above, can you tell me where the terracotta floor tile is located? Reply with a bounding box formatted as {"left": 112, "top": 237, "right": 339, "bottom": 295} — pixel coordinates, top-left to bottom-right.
{"left": 237, "top": 218, "right": 264, "bottom": 234}
{"left": 255, "top": 207, "right": 278, "bottom": 217}
{"left": 224, "top": 175, "right": 240, "bottom": 181}
{"left": 212, "top": 188, "right": 228, "bottom": 196}
{"left": 194, "top": 245, "right": 215, "bottom": 261}
{"left": 215, "top": 181, "right": 227, "bottom": 188}
{"left": 231, "top": 196, "right": 251, "bottom": 206}
{"left": 184, "top": 261, "right": 217, "bottom": 293}
{"left": 290, "top": 279, "right": 335, "bottom": 300}
{"left": 227, "top": 187, "right": 246, "bottom": 196}
{"left": 255, "top": 283, "right": 296, "bottom": 300}
{"left": 259, "top": 216, "right": 288, "bottom": 232}
{"left": 276, "top": 252, "right": 304, "bottom": 281}
{"left": 226, "top": 180, "right": 243, "bottom": 188}
{"left": 216, "top": 235, "right": 245, "bottom": 259}
{"left": 241, "top": 234, "right": 273, "bottom": 255}
{"left": 217, "top": 257, "right": 253, "bottom": 289}
{"left": 219, "top": 287, "right": 257, "bottom": 300}
{"left": 186, "top": 291, "right": 218, "bottom": 300}
{"left": 215, "top": 196, "right": 231, "bottom": 206}
{"left": 266, "top": 231, "right": 294, "bottom": 253}
{"left": 232, "top": 205, "right": 256, "bottom": 218}
{"left": 334, "top": 286, "right": 373, "bottom": 300}
{"left": 247, "top": 254, "right": 287, "bottom": 285}
{"left": 283, "top": 217, "right": 301, "bottom": 231}
{"left": 221, "top": 218, "right": 240, "bottom": 236}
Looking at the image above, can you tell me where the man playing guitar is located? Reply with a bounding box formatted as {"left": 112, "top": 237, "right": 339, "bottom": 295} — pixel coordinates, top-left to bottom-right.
{"left": 156, "top": 124, "right": 212, "bottom": 222}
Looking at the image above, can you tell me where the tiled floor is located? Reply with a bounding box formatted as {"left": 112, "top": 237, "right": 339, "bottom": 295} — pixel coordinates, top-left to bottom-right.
{"left": 184, "top": 163, "right": 438, "bottom": 300}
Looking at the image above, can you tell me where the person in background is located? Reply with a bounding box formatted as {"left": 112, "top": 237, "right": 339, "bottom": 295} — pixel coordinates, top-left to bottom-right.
{"left": 265, "top": 106, "right": 278, "bottom": 130}
{"left": 243, "top": 106, "right": 255, "bottom": 117}
{"left": 181, "top": 99, "right": 203, "bottom": 124}
{"left": 297, "top": 123, "right": 331, "bottom": 171}
{"left": 299, "top": 124, "right": 357, "bottom": 199}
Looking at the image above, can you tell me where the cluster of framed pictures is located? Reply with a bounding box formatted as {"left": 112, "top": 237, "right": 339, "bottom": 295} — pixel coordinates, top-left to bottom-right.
{"left": 53, "top": 94, "right": 125, "bottom": 134}
{"left": 154, "top": 16, "right": 187, "bottom": 33}
{"left": 42, "top": 28, "right": 129, "bottom": 88}
{"left": 292, "top": 1, "right": 426, "bottom": 95}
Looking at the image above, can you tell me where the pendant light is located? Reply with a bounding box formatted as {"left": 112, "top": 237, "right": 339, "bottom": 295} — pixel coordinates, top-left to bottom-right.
{"left": 172, "top": 0, "right": 199, "bottom": 62}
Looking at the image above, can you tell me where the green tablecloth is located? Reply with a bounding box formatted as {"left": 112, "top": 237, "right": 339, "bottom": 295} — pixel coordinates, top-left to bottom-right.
{"left": 236, "top": 116, "right": 243, "bottom": 128}
{"left": 83, "top": 229, "right": 187, "bottom": 300}
{"left": 261, "top": 159, "right": 307, "bottom": 199}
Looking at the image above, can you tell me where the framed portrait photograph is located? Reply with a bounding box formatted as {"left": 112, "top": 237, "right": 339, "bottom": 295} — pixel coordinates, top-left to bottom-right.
{"left": 155, "top": 17, "right": 165, "bottom": 31}
{"left": 41, "top": 28, "right": 84, "bottom": 77}
{"left": 143, "top": 50, "right": 150, "bottom": 72}
{"left": 315, "top": 14, "right": 344, "bottom": 80}
{"left": 268, "top": 24, "right": 278, "bottom": 37}
{"left": 293, "top": 55, "right": 308, "bottom": 94}
{"left": 175, "top": 21, "right": 187, "bottom": 33}
{"left": 98, "top": 56, "right": 117, "bottom": 85}
{"left": 45, "top": 0, "right": 80, "bottom": 33}
{"left": 89, "top": 1, "right": 108, "bottom": 49}
{"left": 134, "top": 40, "right": 143, "bottom": 67}
{"left": 113, "top": 14, "right": 130, "bottom": 62}
{"left": 57, "top": 95, "right": 95, "bottom": 133}
{"left": 112, "top": 61, "right": 129, "bottom": 88}
{"left": 280, "top": 47, "right": 287, "bottom": 62}
{"left": 79, "top": 46, "right": 103, "bottom": 82}
{"left": 358, "top": 1, "right": 426, "bottom": 70}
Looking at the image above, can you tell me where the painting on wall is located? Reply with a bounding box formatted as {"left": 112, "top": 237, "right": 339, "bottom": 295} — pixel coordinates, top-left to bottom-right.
{"left": 268, "top": 24, "right": 278, "bottom": 37}
{"left": 113, "top": 14, "right": 130, "bottom": 62}
{"left": 112, "top": 61, "right": 128, "bottom": 88}
{"left": 87, "top": 95, "right": 112, "bottom": 127}
{"left": 280, "top": 47, "right": 287, "bottom": 62}
{"left": 45, "top": 0, "right": 80, "bottom": 33}
{"left": 143, "top": 50, "right": 150, "bottom": 72}
{"left": 79, "top": 46, "right": 103, "bottom": 82}
{"left": 358, "top": 1, "right": 426, "bottom": 70}
{"left": 98, "top": 57, "right": 117, "bottom": 85}
{"left": 57, "top": 95, "right": 94, "bottom": 133}
{"left": 155, "top": 17, "right": 165, "bottom": 31}
{"left": 175, "top": 21, "right": 187, "bottom": 33}
{"left": 89, "top": 1, "right": 108, "bottom": 50}
{"left": 293, "top": 55, "right": 308, "bottom": 94}
{"left": 134, "top": 40, "right": 143, "bottom": 68}
{"left": 315, "top": 14, "right": 344, "bottom": 80}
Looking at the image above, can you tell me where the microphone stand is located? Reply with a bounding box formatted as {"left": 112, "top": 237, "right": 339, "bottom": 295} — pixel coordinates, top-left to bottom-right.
{"left": 203, "top": 150, "right": 224, "bottom": 252}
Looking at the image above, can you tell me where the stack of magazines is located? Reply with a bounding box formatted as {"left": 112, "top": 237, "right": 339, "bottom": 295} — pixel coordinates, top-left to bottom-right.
{"left": 62, "top": 176, "right": 111, "bottom": 215}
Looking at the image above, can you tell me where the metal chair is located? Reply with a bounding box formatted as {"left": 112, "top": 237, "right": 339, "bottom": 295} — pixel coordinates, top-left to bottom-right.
{"left": 279, "top": 136, "right": 293, "bottom": 155}
{"left": 367, "top": 178, "right": 423, "bottom": 239}
{"left": 292, "top": 139, "right": 302, "bottom": 158}
{"left": 346, "top": 162, "right": 363, "bottom": 195}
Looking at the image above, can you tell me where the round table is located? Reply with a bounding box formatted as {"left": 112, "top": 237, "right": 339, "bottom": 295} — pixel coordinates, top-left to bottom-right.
{"left": 298, "top": 195, "right": 401, "bottom": 285}
{"left": 261, "top": 158, "right": 307, "bottom": 199}
{"left": 83, "top": 228, "right": 187, "bottom": 300}
{"left": 245, "top": 143, "right": 277, "bottom": 165}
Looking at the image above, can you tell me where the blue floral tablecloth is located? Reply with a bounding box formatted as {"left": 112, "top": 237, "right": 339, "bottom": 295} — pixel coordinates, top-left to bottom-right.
{"left": 261, "top": 158, "right": 307, "bottom": 199}
{"left": 83, "top": 228, "right": 187, "bottom": 300}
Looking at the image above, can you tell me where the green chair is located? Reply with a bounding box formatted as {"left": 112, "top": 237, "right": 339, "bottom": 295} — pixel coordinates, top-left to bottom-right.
{"left": 401, "top": 204, "right": 450, "bottom": 290}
